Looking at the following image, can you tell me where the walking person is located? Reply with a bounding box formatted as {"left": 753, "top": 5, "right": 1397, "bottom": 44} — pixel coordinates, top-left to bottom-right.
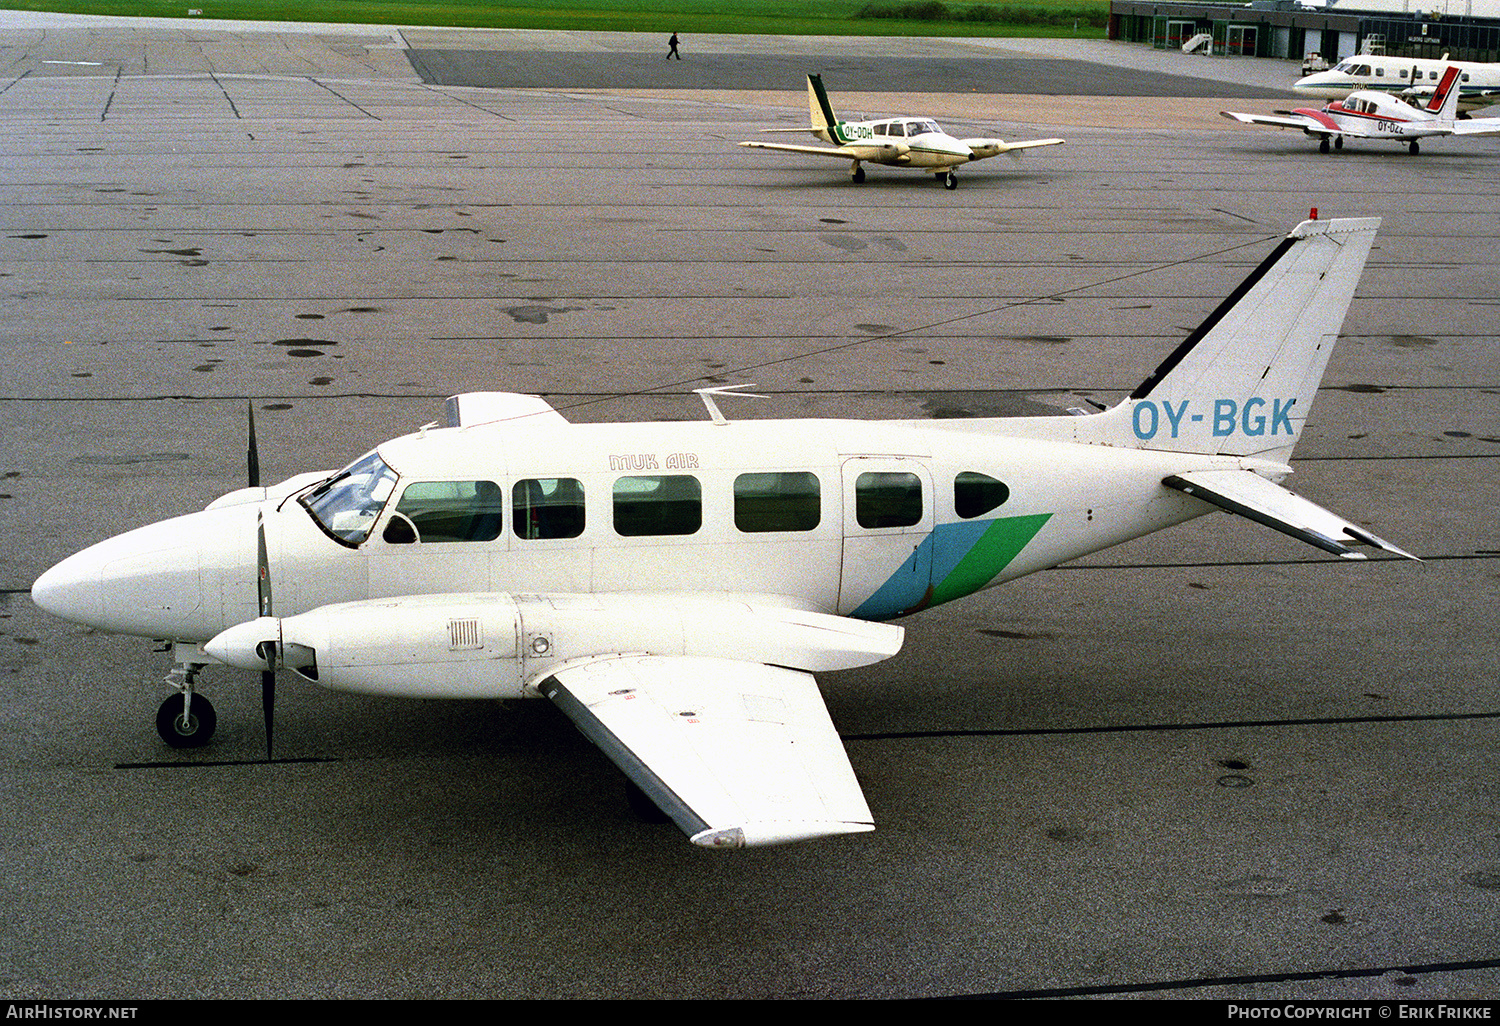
{"left": 667, "top": 32, "right": 682, "bottom": 60}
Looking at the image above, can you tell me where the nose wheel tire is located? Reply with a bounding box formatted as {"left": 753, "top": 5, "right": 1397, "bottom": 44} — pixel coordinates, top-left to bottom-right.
{"left": 156, "top": 692, "right": 217, "bottom": 748}
{"left": 943, "top": 171, "right": 957, "bottom": 190}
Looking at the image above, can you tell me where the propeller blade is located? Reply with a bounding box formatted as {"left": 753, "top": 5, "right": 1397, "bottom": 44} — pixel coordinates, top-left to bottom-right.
{"left": 255, "top": 511, "right": 274, "bottom": 760}
{"left": 261, "top": 668, "right": 275, "bottom": 762}
{"left": 247, "top": 401, "right": 261, "bottom": 488}
{"left": 256, "top": 512, "right": 272, "bottom": 619}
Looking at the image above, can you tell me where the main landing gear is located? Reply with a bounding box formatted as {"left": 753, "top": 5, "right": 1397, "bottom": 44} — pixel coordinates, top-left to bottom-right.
{"left": 156, "top": 652, "right": 217, "bottom": 748}
{"left": 850, "top": 161, "right": 864, "bottom": 184}
{"left": 1409, "top": 140, "right": 1421, "bottom": 154}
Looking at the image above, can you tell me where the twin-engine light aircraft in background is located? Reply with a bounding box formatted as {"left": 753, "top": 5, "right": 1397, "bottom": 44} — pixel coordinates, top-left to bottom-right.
{"left": 1222, "top": 66, "right": 1500, "bottom": 153}
{"left": 32, "top": 218, "right": 1416, "bottom": 850}
{"left": 739, "top": 73, "right": 1063, "bottom": 188}
{"left": 1293, "top": 53, "right": 1500, "bottom": 112}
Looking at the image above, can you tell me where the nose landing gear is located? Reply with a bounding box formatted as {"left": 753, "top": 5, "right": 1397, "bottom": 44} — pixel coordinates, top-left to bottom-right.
{"left": 157, "top": 656, "right": 216, "bottom": 748}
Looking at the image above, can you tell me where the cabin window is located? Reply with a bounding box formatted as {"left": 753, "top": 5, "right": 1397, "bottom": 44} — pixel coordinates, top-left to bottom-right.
{"left": 1399, "top": 69, "right": 1408, "bottom": 78}
{"left": 613, "top": 475, "right": 702, "bottom": 536}
{"left": 1463, "top": 73, "right": 1471, "bottom": 82}
{"left": 513, "top": 478, "right": 585, "bottom": 540}
{"left": 855, "top": 472, "right": 922, "bottom": 529}
{"left": 1375, "top": 67, "right": 1385, "bottom": 76}
{"left": 734, "top": 472, "right": 820, "bottom": 533}
{"left": 301, "top": 450, "right": 398, "bottom": 547}
{"left": 384, "top": 480, "right": 504, "bottom": 544}
{"left": 954, "top": 472, "right": 1010, "bottom": 519}
{"left": 889, "top": 122, "right": 905, "bottom": 137}
{"left": 874, "top": 123, "right": 887, "bottom": 136}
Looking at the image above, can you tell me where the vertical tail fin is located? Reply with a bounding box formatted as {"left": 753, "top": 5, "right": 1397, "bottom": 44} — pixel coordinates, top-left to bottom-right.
{"left": 1094, "top": 217, "right": 1379, "bottom": 461}
{"left": 1426, "top": 65, "right": 1463, "bottom": 117}
{"left": 807, "top": 73, "right": 838, "bottom": 133}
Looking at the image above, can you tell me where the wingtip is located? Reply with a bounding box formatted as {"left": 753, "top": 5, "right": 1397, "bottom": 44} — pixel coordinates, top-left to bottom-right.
{"left": 691, "top": 820, "right": 875, "bottom": 849}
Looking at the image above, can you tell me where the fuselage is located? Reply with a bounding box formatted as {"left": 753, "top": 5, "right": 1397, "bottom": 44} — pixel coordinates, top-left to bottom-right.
{"left": 31, "top": 413, "right": 1225, "bottom": 647}
{"left": 1299, "top": 90, "right": 1450, "bottom": 139}
{"left": 817, "top": 117, "right": 991, "bottom": 168}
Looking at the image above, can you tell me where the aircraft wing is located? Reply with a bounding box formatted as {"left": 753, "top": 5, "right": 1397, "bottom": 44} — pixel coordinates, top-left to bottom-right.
{"left": 994, "top": 138, "right": 1065, "bottom": 153}
{"left": 739, "top": 140, "right": 872, "bottom": 160}
{"left": 1220, "top": 110, "right": 1331, "bottom": 132}
{"left": 1164, "top": 469, "right": 1419, "bottom": 561}
{"left": 1451, "top": 118, "right": 1500, "bottom": 136}
{"left": 540, "top": 654, "right": 875, "bottom": 849}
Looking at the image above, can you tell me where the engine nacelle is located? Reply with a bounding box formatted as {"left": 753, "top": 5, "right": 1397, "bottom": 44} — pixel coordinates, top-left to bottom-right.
{"left": 845, "top": 142, "right": 910, "bottom": 163}
{"left": 963, "top": 138, "right": 1004, "bottom": 159}
{"left": 205, "top": 592, "right": 903, "bottom": 699}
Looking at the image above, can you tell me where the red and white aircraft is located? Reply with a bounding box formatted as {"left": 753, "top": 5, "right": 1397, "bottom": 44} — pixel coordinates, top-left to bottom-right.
{"left": 1222, "top": 66, "right": 1500, "bottom": 154}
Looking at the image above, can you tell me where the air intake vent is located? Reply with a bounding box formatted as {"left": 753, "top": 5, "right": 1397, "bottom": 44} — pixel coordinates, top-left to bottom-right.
{"left": 448, "top": 617, "right": 482, "bottom": 650}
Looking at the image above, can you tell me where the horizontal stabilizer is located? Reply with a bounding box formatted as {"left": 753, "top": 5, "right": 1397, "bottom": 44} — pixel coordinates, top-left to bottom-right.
{"left": 1165, "top": 470, "right": 1419, "bottom": 561}
{"left": 541, "top": 655, "right": 874, "bottom": 849}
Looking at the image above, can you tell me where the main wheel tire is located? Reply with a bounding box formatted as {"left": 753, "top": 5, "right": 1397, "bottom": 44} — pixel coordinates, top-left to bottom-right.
{"left": 156, "top": 693, "right": 217, "bottom": 748}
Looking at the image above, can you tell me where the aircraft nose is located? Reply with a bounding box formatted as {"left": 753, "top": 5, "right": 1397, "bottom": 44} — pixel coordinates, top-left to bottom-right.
{"left": 31, "top": 503, "right": 262, "bottom": 641}
{"left": 31, "top": 552, "right": 104, "bottom": 626}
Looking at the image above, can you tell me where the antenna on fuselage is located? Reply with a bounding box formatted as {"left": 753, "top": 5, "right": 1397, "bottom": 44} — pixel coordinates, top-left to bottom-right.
{"left": 694, "top": 383, "right": 767, "bottom": 425}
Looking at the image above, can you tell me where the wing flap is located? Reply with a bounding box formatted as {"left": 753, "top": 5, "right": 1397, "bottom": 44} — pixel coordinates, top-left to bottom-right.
{"left": 1165, "top": 469, "right": 1419, "bottom": 561}
{"left": 541, "top": 655, "right": 873, "bottom": 849}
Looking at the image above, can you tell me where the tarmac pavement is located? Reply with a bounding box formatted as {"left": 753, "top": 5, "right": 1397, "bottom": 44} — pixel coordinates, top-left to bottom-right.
{"left": 1, "top": 10, "right": 1498, "bottom": 1002}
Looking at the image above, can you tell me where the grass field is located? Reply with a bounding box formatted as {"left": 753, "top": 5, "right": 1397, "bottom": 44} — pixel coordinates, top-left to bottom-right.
{"left": 0, "top": 0, "right": 1112, "bottom": 37}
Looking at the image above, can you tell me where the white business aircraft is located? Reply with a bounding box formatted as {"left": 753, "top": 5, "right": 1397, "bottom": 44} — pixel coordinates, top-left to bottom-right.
{"left": 32, "top": 217, "right": 1415, "bottom": 850}
{"left": 739, "top": 73, "right": 1063, "bottom": 189}
{"left": 1294, "top": 53, "right": 1500, "bottom": 112}
{"left": 1223, "top": 66, "right": 1500, "bottom": 153}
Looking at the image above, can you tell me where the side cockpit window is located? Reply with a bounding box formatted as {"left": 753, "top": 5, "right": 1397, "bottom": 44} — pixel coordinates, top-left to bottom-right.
{"left": 954, "top": 471, "right": 1010, "bottom": 519}
{"left": 382, "top": 480, "right": 504, "bottom": 544}
{"left": 300, "top": 450, "right": 398, "bottom": 547}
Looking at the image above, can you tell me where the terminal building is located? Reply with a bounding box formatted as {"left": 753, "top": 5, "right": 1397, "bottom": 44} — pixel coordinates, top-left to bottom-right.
{"left": 1108, "top": 0, "right": 1500, "bottom": 64}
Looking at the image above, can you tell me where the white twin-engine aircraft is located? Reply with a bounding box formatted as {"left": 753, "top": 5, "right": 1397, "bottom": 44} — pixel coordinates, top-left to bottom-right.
{"left": 33, "top": 217, "right": 1416, "bottom": 850}
{"left": 1223, "top": 66, "right": 1500, "bottom": 154}
{"left": 1294, "top": 53, "right": 1500, "bottom": 112}
{"left": 739, "top": 73, "right": 1063, "bottom": 188}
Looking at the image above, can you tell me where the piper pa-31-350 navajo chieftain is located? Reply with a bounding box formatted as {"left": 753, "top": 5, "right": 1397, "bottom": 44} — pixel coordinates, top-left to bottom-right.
{"left": 1223, "top": 66, "right": 1500, "bottom": 154}
{"left": 32, "top": 217, "right": 1415, "bottom": 850}
{"left": 739, "top": 73, "right": 1063, "bottom": 188}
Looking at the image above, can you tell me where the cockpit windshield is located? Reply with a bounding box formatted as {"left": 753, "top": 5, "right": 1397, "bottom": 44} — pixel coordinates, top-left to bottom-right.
{"left": 298, "top": 450, "right": 398, "bottom": 546}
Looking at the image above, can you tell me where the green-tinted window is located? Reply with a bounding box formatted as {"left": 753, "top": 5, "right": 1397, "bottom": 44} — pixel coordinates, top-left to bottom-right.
{"left": 954, "top": 471, "right": 1010, "bottom": 520}
{"left": 734, "top": 472, "right": 820, "bottom": 533}
{"left": 613, "top": 475, "right": 701, "bottom": 537}
{"left": 387, "top": 480, "right": 504, "bottom": 543}
{"left": 513, "top": 478, "right": 585, "bottom": 540}
{"left": 855, "top": 472, "right": 922, "bottom": 529}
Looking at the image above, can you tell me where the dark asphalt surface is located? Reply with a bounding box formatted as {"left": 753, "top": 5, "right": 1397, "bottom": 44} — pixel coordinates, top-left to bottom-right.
{"left": 405, "top": 49, "right": 1293, "bottom": 97}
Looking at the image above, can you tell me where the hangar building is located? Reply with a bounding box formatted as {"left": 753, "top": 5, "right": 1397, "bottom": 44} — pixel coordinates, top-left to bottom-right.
{"left": 1108, "top": 0, "right": 1500, "bottom": 64}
